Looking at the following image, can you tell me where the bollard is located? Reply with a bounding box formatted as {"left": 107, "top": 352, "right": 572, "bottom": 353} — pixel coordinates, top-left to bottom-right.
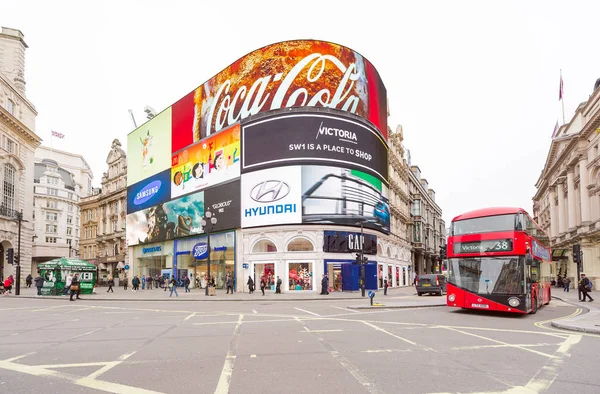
{"left": 368, "top": 291, "right": 375, "bottom": 306}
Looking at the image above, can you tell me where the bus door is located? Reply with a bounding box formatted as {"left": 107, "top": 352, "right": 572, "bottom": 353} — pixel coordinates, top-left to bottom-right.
{"left": 526, "top": 261, "right": 541, "bottom": 309}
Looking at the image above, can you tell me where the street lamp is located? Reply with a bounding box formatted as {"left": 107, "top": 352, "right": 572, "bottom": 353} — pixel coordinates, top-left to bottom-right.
{"left": 355, "top": 220, "right": 369, "bottom": 297}
{"left": 201, "top": 210, "right": 217, "bottom": 296}
{"left": 13, "top": 210, "right": 25, "bottom": 296}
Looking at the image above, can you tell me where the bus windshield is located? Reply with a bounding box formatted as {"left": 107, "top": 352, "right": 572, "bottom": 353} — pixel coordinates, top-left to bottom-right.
{"left": 448, "top": 257, "right": 525, "bottom": 295}
{"left": 452, "top": 214, "right": 516, "bottom": 235}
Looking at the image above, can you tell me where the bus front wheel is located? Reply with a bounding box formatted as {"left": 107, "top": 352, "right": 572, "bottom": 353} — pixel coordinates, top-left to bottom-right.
{"left": 531, "top": 297, "right": 538, "bottom": 314}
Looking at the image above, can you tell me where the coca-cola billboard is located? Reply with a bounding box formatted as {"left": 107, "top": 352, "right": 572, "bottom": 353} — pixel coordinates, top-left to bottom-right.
{"left": 171, "top": 40, "right": 387, "bottom": 153}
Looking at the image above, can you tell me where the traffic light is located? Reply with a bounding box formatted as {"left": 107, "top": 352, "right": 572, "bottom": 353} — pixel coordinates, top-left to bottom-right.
{"left": 6, "top": 248, "right": 13, "bottom": 265}
{"left": 440, "top": 245, "right": 447, "bottom": 260}
{"left": 573, "top": 244, "right": 581, "bottom": 264}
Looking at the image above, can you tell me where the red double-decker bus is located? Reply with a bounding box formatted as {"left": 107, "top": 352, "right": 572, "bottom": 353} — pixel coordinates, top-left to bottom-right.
{"left": 446, "top": 207, "right": 552, "bottom": 314}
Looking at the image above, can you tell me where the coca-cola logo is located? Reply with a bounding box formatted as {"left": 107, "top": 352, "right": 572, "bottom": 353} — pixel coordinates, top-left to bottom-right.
{"left": 204, "top": 53, "right": 363, "bottom": 137}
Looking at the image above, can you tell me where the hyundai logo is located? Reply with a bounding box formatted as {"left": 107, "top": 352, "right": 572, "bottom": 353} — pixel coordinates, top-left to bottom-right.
{"left": 250, "top": 180, "right": 290, "bottom": 203}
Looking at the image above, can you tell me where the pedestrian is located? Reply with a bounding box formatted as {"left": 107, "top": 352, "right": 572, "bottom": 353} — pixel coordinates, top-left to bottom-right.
{"left": 3, "top": 275, "right": 13, "bottom": 295}
{"left": 63, "top": 273, "right": 73, "bottom": 295}
{"left": 26, "top": 274, "right": 33, "bottom": 288}
{"left": 579, "top": 273, "right": 594, "bottom": 302}
{"left": 324, "top": 274, "right": 329, "bottom": 295}
{"left": 384, "top": 278, "right": 389, "bottom": 295}
{"left": 247, "top": 276, "right": 254, "bottom": 294}
{"left": 195, "top": 275, "right": 201, "bottom": 289}
{"left": 563, "top": 277, "right": 571, "bottom": 292}
{"left": 226, "top": 274, "right": 233, "bottom": 294}
{"left": 34, "top": 273, "right": 44, "bottom": 296}
{"left": 69, "top": 273, "right": 81, "bottom": 301}
{"left": 320, "top": 275, "right": 327, "bottom": 295}
{"left": 275, "top": 276, "right": 282, "bottom": 294}
{"left": 107, "top": 276, "right": 114, "bottom": 293}
{"left": 184, "top": 276, "right": 191, "bottom": 293}
{"left": 132, "top": 276, "right": 139, "bottom": 292}
{"left": 147, "top": 276, "right": 153, "bottom": 290}
{"left": 359, "top": 277, "right": 365, "bottom": 297}
{"left": 141, "top": 276, "right": 146, "bottom": 290}
{"left": 412, "top": 272, "right": 417, "bottom": 287}
{"left": 123, "top": 276, "right": 128, "bottom": 291}
{"left": 260, "top": 276, "right": 266, "bottom": 296}
{"left": 169, "top": 277, "right": 178, "bottom": 297}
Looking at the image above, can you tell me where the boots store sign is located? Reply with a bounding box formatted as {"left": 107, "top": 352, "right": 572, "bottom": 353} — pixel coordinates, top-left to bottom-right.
{"left": 170, "top": 40, "right": 388, "bottom": 153}
{"left": 241, "top": 108, "right": 388, "bottom": 182}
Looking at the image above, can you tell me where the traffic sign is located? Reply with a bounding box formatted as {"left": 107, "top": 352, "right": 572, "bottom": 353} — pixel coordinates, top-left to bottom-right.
{"left": 242, "top": 263, "right": 249, "bottom": 269}
{"left": 124, "top": 265, "right": 130, "bottom": 270}
{"left": 368, "top": 291, "right": 374, "bottom": 298}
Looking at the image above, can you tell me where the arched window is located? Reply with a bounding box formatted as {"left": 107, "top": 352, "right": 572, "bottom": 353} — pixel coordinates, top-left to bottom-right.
{"left": 377, "top": 244, "right": 383, "bottom": 255}
{"left": 286, "top": 237, "right": 315, "bottom": 252}
{"left": 3, "top": 164, "right": 16, "bottom": 210}
{"left": 252, "top": 239, "right": 277, "bottom": 253}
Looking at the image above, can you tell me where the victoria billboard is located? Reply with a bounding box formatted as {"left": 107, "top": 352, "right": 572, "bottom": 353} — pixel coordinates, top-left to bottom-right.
{"left": 241, "top": 165, "right": 390, "bottom": 234}
{"left": 170, "top": 40, "right": 388, "bottom": 153}
{"left": 171, "top": 123, "right": 240, "bottom": 198}
{"left": 242, "top": 109, "right": 388, "bottom": 182}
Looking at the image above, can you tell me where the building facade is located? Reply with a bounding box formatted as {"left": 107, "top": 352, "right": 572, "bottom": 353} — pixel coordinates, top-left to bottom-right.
{"left": 0, "top": 27, "right": 41, "bottom": 282}
{"left": 533, "top": 78, "right": 600, "bottom": 289}
{"left": 79, "top": 139, "right": 127, "bottom": 281}
{"left": 31, "top": 150, "right": 92, "bottom": 272}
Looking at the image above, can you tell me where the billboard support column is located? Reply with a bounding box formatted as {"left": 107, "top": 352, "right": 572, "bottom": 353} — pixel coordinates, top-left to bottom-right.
{"left": 202, "top": 211, "right": 218, "bottom": 296}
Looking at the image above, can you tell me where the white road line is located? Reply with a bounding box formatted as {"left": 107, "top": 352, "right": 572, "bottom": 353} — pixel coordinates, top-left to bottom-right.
{"left": 451, "top": 343, "right": 556, "bottom": 351}
{"left": 85, "top": 350, "right": 138, "bottom": 380}
{"left": 184, "top": 313, "right": 196, "bottom": 321}
{"left": 301, "top": 329, "right": 343, "bottom": 333}
{"left": 37, "top": 362, "right": 110, "bottom": 369}
{"left": 70, "top": 328, "right": 104, "bottom": 340}
{"left": 252, "top": 310, "right": 258, "bottom": 314}
{"left": 75, "top": 377, "right": 165, "bottom": 394}
{"left": 214, "top": 314, "right": 244, "bottom": 394}
{"left": 330, "top": 350, "right": 385, "bottom": 394}
{"left": 294, "top": 307, "right": 321, "bottom": 316}
{"left": 331, "top": 306, "right": 360, "bottom": 313}
{"left": 361, "top": 321, "right": 420, "bottom": 347}
{"left": 3, "top": 352, "right": 36, "bottom": 362}
{"left": 443, "top": 327, "right": 558, "bottom": 359}
{"left": 362, "top": 349, "right": 412, "bottom": 354}
{"left": 31, "top": 305, "right": 71, "bottom": 312}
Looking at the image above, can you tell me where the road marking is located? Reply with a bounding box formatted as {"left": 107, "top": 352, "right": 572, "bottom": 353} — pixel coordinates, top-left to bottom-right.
{"left": 37, "top": 362, "right": 110, "bottom": 369}
{"left": 3, "top": 352, "right": 36, "bottom": 362}
{"left": 362, "top": 349, "right": 412, "bottom": 353}
{"left": 184, "top": 313, "right": 196, "bottom": 321}
{"left": 75, "top": 377, "right": 164, "bottom": 393}
{"left": 85, "top": 350, "right": 138, "bottom": 381}
{"left": 250, "top": 354, "right": 256, "bottom": 358}
{"left": 329, "top": 350, "right": 385, "bottom": 394}
{"left": 443, "top": 327, "right": 558, "bottom": 359}
{"left": 361, "top": 321, "right": 419, "bottom": 347}
{"left": 534, "top": 308, "right": 582, "bottom": 330}
{"left": 70, "top": 328, "right": 104, "bottom": 340}
{"left": 451, "top": 343, "right": 556, "bottom": 351}
{"left": 294, "top": 307, "right": 320, "bottom": 316}
{"left": 31, "top": 305, "right": 70, "bottom": 312}
{"left": 331, "top": 306, "right": 360, "bottom": 313}
{"left": 214, "top": 314, "right": 244, "bottom": 394}
{"left": 301, "top": 328, "right": 343, "bottom": 333}
{"left": 252, "top": 310, "right": 257, "bottom": 314}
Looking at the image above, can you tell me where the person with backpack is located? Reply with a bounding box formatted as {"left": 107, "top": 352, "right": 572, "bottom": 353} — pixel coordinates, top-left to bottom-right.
{"left": 579, "top": 273, "right": 594, "bottom": 302}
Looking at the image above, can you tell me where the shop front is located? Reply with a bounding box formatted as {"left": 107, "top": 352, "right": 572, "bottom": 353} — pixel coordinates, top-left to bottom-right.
{"left": 130, "top": 241, "right": 174, "bottom": 281}
{"left": 174, "top": 231, "right": 236, "bottom": 289}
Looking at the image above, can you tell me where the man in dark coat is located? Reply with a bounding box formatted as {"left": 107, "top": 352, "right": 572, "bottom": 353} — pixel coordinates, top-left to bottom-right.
{"left": 26, "top": 274, "right": 33, "bottom": 288}
{"left": 247, "top": 276, "right": 254, "bottom": 294}
{"left": 275, "top": 276, "right": 282, "bottom": 294}
{"left": 69, "top": 274, "right": 81, "bottom": 301}
{"left": 34, "top": 274, "right": 44, "bottom": 296}
{"left": 579, "top": 273, "right": 594, "bottom": 302}
{"left": 184, "top": 276, "right": 191, "bottom": 293}
{"left": 384, "top": 278, "right": 389, "bottom": 295}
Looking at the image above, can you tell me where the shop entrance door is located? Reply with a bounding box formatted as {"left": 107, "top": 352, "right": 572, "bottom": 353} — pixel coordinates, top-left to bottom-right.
{"left": 254, "top": 262, "right": 275, "bottom": 291}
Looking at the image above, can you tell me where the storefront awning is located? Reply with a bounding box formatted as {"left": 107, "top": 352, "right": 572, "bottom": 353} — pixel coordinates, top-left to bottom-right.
{"left": 98, "top": 263, "right": 108, "bottom": 269}
{"left": 116, "top": 261, "right": 125, "bottom": 269}
{"left": 552, "top": 249, "right": 568, "bottom": 261}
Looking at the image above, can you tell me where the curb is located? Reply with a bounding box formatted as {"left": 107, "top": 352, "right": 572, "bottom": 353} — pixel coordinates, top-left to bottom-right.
{"left": 550, "top": 320, "right": 600, "bottom": 335}
{"left": 347, "top": 303, "right": 445, "bottom": 310}
{"left": 16, "top": 295, "right": 380, "bottom": 302}
{"left": 551, "top": 295, "right": 591, "bottom": 312}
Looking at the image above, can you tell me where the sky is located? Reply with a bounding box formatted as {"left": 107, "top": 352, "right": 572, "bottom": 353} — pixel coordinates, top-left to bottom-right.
{"left": 3, "top": 0, "right": 600, "bottom": 225}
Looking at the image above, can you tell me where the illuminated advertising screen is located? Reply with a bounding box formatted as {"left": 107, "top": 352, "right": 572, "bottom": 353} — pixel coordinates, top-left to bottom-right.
{"left": 242, "top": 109, "right": 388, "bottom": 181}
{"left": 302, "top": 166, "right": 390, "bottom": 234}
{"left": 126, "top": 192, "right": 204, "bottom": 247}
{"left": 127, "top": 107, "right": 173, "bottom": 186}
{"left": 126, "top": 169, "right": 172, "bottom": 214}
{"left": 171, "top": 40, "right": 388, "bottom": 153}
{"left": 241, "top": 166, "right": 302, "bottom": 228}
{"left": 204, "top": 180, "right": 241, "bottom": 232}
{"left": 171, "top": 123, "right": 240, "bottom": 199}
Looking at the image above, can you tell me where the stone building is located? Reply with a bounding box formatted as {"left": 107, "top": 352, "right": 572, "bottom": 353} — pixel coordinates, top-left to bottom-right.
{"left": 0, "top": 27, "right": 41, "bottom": 282}
{"left": 79, "top": 139, "right": 127, "bottom": 281}
{"left": 533, "top": 78, "right": 600, "bottom": 288}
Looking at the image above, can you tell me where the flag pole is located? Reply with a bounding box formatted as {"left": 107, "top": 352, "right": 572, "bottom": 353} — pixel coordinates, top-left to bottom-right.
{"left": 50, "top": 132, "right": 54, "bottom": 159}
{"left": 560, "top": 69, "right": 566, "bottom": 125}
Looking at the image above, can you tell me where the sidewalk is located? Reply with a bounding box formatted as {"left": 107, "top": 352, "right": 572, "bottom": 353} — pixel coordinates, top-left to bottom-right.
{"left": 11, "top": 284, "right": 441, "bottom": 307}
{"left": 551, "top": 288, "right": 600, "bottom": 334}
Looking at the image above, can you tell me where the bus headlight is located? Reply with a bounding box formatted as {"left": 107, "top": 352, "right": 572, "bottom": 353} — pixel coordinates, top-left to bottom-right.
{"left": 448, "top": 294, "right": 456, "bottom": 302}
{"left": 508, "top": 297, "right": 520, "bottom": 307}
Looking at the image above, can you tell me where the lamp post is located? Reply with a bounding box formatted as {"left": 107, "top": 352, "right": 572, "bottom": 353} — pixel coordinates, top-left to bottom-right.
{"left": 355, "top": 221, "right": 368, "bottom": 297}
{"left": 201, "top": 210, "right": 217, "bottom": 296}
{"left": 14, "top": 210, "right": 24, "bottom": 296}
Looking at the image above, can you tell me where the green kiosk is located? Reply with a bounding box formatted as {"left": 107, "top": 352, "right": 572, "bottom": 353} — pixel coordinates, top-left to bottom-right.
{"left": 37, "top": 258, "right": 98, "bottom": 295}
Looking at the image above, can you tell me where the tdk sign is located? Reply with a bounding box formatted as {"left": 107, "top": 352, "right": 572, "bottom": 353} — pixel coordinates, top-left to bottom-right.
{"left": 134, "top": 180, "right": 161, "bottom": 206}
{"left": 245, "top": 180, "right": 296, "bottom": 217}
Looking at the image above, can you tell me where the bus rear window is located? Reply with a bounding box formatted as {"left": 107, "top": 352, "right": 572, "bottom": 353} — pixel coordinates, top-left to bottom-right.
{"left": 452, "top": 214, "right": 517, "bottom": 235}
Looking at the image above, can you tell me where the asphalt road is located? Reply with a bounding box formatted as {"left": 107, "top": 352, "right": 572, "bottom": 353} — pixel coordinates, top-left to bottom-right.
{"left": 0, "top": 297, "right": 598, "bottom": 394}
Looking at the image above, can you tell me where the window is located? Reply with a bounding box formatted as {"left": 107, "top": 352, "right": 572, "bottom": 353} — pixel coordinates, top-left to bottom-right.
{"left": 114, "top": 243, "right": 119, "bottom": 256}
{"left": 452, "top": 214, "right": 517, "bottom": 236}
{"left": 67, "top": 204, "right": 73, "bottom": 212}
{"left": 6, "top": 99, "right": 15, "bottom": 115}
{"left": 2, "top": 164, "right": 16, "bottom": 210}
{"left": 67, "top": 215, "right": 72, "bottom": 224}
{"left": 45, "top": 237, "right": 57, "bottom": 243}
{"left": 47, "top": 177, "right": 58, "bottom": 185}
{"left": 3, "top": 136, "right": 17, "bottom": 154}
{"left": 252, "top": 239, "right": 278, "bottom": 253}
{"left": 68, "top": 192, "right": 73, "bottom": 200}
{"left": 112, "top": 220, "right": 117, "bottom": 232}
{"left": 92, "top": 227, "right": 96, "bottom": 237}
{"left": 288, "top": 262, "right": 313, "bottom": 290}
{"left": 47, "top": 200, "right": 58, "bottom": 209}
{"left": 286, "top": 237, "right": 315, "bottom": 252}
{"left": 411, "top": 199, "right": 421, "bottom": 216}
{"left": 46, "top": 212, "right": 58, "bottom": 221}
{"left": 66, "top": 227, "right": 72, "bottom": 236}
{"left": 67, "top": 239, "right": 72, "bottom": 246}
{"left": 46, "top": 224, "right": 57, "bottom": 233}
{"left": 47, "top": 188, "right": 58, "bottom": 196}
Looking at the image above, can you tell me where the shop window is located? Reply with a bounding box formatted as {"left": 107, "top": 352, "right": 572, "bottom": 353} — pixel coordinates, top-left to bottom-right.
{"left": 252, "top": 239, "right": 277, "bottom": 253}
{"left": 289, "top": 262, "right": 313, "bottom": 290}
{"left": 286, "top": 237, "right": 314, "bottom": 252}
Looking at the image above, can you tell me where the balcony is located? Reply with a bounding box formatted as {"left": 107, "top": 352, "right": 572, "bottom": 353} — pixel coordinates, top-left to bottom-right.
{"left": 0, "top": 205, "right": 20, "bottom": 220}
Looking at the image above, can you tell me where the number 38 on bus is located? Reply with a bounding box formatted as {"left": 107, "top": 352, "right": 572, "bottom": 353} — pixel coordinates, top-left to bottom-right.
{"left": 446, "top": 207, "right": 552, "bottom": 314}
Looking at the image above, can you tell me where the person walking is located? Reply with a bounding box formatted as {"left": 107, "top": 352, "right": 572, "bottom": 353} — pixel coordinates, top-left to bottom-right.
{"left": 25, "top": 274, "right": 33, "bottom": 288}
{"left": 226, "top": 274, "right": 233, "bottom": 294}
{"left": 579, "top": 273, "right": 594, "bottom": 302}
{"left": 275, "top": 276, "right": 282, "bottom": 294}
{"left": 260, "top": 276, "right": 266, "bottom": 296}
{"left": 147, "top": 276, "right": 153, "bottom": 290}
{"left": 3, "top": 275, "right": 13, "bottom": 295}
{"left": 141, "top": 276, "right": 146, "bottom": 290}
{"left": 320, "top": 275, "right": 327, "bottom": 295}
{"left": 184, "top": 276, "right": 191, "bottom": 293}
{"left": 169, "top": 277, "right": 178, "bottom": 297}
{"left": 34, "top": 274, "right": 44, "bottom": 296}
{"left": 247, "top": 276, "right": 254, "bottom": 294}
{"left": 384, "top": 278, "right": 389, "bottom": 295}
{"left": 563, "top": 277, "right": 571, "bottom": 292}
{"left": 63, "top": 273, "right": 73, "bottom": 296}
{"left": 123, "top": 276, "right": 128, "bottom": 291}
{"left": 69, "top": 274, "right": 81, "bottom": 301}
{"left": 132, "top": 276, "right": 139, "bottom": 292}
{"left": 107, "top": 276, "right": 114, "bottom": 293}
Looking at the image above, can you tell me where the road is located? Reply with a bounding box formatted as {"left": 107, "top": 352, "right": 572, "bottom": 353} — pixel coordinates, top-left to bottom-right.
{"left": 0, "top": 297, "right": 598, "bottom": 394}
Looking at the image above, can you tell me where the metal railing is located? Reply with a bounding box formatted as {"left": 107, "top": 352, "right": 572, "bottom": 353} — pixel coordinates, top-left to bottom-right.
{"left": 0, "top": 204, "right": 20, "bottom": 220}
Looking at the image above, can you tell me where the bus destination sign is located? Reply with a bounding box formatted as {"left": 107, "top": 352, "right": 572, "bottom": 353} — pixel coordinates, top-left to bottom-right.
{"left": 454, "top": 239, "right": 513, "bottom": 254}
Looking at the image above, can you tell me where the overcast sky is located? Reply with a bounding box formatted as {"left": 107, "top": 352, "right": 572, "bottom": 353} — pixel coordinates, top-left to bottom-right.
{"left": 3, "top": 0, "right": 599, "bottom": 224}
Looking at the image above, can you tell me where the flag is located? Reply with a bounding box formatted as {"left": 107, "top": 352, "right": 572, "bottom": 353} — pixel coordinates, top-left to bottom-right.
{"left": 551, "top": 121, "right": 559, "bottom": 138}
{"left": 51, "top": 131, "right": 65, "bottom": 139}
{"left": 559, "top": 74, "right": 563, "bottom": 100}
